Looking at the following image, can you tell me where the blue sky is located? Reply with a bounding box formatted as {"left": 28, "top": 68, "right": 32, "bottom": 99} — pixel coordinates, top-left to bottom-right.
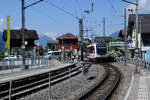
{"left": 0, "top": 0, "right": 150, "bottom": 40}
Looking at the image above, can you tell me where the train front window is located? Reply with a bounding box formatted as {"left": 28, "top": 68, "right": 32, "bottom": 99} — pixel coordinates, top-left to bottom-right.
{"left": 96, "top": 47, "right": 107, "bottom": 55}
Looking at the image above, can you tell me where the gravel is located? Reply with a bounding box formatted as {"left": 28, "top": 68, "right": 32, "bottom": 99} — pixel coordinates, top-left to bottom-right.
{"left": 110, "top": 62, "right": 132, "bottom": 100}
{"left": 19, "top": 64, "right": 105, "bottom": 100}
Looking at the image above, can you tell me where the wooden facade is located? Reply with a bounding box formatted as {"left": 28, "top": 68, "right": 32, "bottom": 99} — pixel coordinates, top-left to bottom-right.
{"left": 3, "top": 29, "right": 39, "bottom": 50}
{"left": 56, "top": 33, "right": 78, "bottom": 51}
{"left": 118, "top": 29, "right": 125, "bottom": 40}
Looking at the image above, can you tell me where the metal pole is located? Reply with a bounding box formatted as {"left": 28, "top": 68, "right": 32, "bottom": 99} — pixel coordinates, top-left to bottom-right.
{"left": 124, "top": 8, "right": 127, "bottom": 65}
{"left": 47, "top": 53, "right": 49, "bottom": 67}
{"left": 61, "top": 39, "right": 64, "bottom": 63}
{"left": 91, "top": 0, "right": 94, "bottom": 12}
{"left": 21, "top": 0, "right": 25, "bottom": 70}
{"left": 48, "top": 73, "right": 51, "bottom": 99}
{"left": 103, "top": 16, "right": 105, "bottom": 37}
{"left": 139, "top": 19, "right": 142, "bottom": 67}
{"left": 21, "top": 0, "right": 44, "bottom": 70}
{"left": 69, "top": 67, "right": 71, "bottom": 90}
{"left": 135, "top": 0, "right": 139, "bottom": 73}
{"left": 69, "top": 67, "right": 73, "bottom": 99}
{"left": 38, "top": 51, "right": 39, "bottom": 68}
{"left": 9, "top": 80, "right": 12, "bottom": 100}
{"left": 79, "top": 18, "right": 84, "bottom": 61}
{"left": 91, "top": 28, "right": 94, "bottom": 42}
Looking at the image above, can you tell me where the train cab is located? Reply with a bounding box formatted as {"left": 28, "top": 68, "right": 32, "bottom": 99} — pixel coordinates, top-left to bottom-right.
{"left": 87, "top": 42, "right": 108, "bottom": 62}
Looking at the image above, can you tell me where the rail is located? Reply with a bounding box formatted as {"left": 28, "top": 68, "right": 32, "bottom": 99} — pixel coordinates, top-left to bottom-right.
{"left": 0, "top": 62, "right": 91, "bottom": 100}
{"left": 76, "top": 63, "right": 121, "bottom": 100}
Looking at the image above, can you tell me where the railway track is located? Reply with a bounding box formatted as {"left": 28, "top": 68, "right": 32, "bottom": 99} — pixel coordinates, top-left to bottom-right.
{"left": 0, "top": 62, "right": 91, "bottom": 100}
{"left": 76, "top": 63, "right": 120, "bottom": 100}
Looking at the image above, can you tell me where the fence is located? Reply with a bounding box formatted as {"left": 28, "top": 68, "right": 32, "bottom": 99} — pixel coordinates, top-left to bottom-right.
{"left": 116, "top": 57, "right": 150, "bottom": 71}
{"left": 0, "top": 57, "right": 49, "bottom": 72}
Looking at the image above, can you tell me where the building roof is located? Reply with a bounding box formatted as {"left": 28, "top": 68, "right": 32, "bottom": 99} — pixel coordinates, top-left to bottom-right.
{"left": 119, "top": 29, "right": 125, "bottom": 38}
{"left": 128, "top": 14, "right": 150, "bottom": 35}
{"left": 56, "top": 33, "right": 78, "bottom": 40}
{"left": 3, "top": 29, "right": 39, "bottom": 41}
{"left": 35, "top": 44, "right": 42, "bottom": 51}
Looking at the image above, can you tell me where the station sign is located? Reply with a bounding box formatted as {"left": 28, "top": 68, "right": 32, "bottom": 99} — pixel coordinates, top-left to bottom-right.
{"left": 109, "top": 42, "right": 125, "bottom": 46}
{"left": 134, "top": 48, "right": 140, "bottom": 57}
{"left": 21, "top": 45, "right": 26, "bottom": 49}
{"left": 127, "top": 40, "right": 132, "bottom": 44}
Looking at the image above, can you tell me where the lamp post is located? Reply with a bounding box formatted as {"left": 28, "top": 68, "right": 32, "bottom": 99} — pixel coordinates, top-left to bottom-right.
{"left": 21, "top": 0, "right": 44, "bottom": 69}
{"left": 122, "top": 0, "right": 139, "bottom": 73}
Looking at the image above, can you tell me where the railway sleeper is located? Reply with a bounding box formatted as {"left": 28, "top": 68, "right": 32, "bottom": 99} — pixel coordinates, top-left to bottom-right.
{"left": 0, "top": 69, "right": 81, "bottom": 100}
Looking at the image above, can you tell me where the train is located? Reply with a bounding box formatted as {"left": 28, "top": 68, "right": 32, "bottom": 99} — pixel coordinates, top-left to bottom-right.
{"left": 87, "top": 42, "right": 109, "bottom": 62}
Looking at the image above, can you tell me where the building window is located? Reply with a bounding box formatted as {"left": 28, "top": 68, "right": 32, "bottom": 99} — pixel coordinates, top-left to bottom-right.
{"left": 70, "top": 43, "right": 72, "bottom": 46}
{"left": 143, "top": 39, "right": 150, "bottom": 46}
{"left": 64, "top": 43, "right": 67, "bottom": 46}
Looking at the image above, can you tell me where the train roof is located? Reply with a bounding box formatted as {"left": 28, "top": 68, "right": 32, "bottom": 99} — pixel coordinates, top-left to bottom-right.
{"left": 89, "top": 42, "right": 106, "bottom": 45}
{"left": 87, "top": 42, "right": 106, "bottom": 47}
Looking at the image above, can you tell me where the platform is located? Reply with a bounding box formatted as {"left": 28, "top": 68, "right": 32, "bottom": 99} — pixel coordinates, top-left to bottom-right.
{"left": 0, "top": 63, "right": 72, "bottom": 84}
{"left": 124, "top": 64, "right": 150, "bottom": 100}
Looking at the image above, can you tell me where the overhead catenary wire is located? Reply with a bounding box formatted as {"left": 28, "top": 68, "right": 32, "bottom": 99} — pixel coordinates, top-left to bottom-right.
{"left": 44, "top": 0, "right": 78, "bottom": 19}
{"left": 30, "top": 7, "right": 74, "bottom": 30}
{"left": 70, "top": 0, "right": 79, "bottom": 16}
{"left": 75, "top": 0, "right": 82, "bottom": 13}
{"left": 106, "top": 0, "right": 124, "bottom": 33}
{"left": 107, "top": 0, "right": 117, "bottom": 14}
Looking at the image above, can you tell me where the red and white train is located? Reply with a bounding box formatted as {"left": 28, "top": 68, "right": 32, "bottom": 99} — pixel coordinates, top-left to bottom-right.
{"left": 87, "top": 42, "right": 108, "bottom": 62}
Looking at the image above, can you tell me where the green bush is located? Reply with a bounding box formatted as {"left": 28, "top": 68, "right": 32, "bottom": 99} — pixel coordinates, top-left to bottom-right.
{"left": 0, "top": 51, "right": 5, "bottom": 55}
{"left": 0, "top": 55, "right": 6, "bottom": 60}
{"left": 58, "top": 54, "right": 61, "bottom": 61}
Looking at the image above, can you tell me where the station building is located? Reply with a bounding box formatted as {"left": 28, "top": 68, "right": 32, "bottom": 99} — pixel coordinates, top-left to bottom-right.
{"left": 3, "top": 29, "right": 39, "bottom": 54}
{"left": 46, "top": 40, "right": 58, "bottom": 51}
{"left": 56, "top": 33, "right": 78, "bottom": 54}
{"left": 127, "top": 14, "right": 150, "bottom": 59}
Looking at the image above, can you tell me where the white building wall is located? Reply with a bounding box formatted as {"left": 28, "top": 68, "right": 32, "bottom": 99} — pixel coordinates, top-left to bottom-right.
{"left": 129, "top": 27, "right": 150, "bottom": 60}
{"left": 130, "top": 28, "right": 136, "bottom": 48}
{"left": 129, "top": 28, "right": 150, "bottom": 51}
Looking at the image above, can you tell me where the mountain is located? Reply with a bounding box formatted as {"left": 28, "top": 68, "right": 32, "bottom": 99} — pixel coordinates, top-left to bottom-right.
{"left": 0, "top": 31, "right": 5, "bottom": 51}
{"left": 35, "top": 35, "right": 53, "bottom": 48}
{"left": 109, "top": 31, "right": 120, "bottom": 40}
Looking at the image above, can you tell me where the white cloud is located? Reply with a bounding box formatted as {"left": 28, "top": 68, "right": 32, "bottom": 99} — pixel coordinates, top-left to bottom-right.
{"left": 0, "top": 18, "right": 4, "bottom": 27}
{"left": 43, "top": 32, "right": 61, "bottom": 40}
{"left": 0, "top": 18, "right": 4, "bottom": 31}
{"left": 127, "top": 0, "right": 150, "bottom": 12}
{"left": 14, "top": 26, "right": 20, "bottom": 29}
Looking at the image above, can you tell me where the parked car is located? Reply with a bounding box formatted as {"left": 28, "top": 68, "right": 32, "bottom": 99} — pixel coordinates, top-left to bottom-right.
{"left": 4, "top": 55, "right": 17, "bottom": 60}
{"left": 47, "top": 51, "right": 61, "bottom": 59}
